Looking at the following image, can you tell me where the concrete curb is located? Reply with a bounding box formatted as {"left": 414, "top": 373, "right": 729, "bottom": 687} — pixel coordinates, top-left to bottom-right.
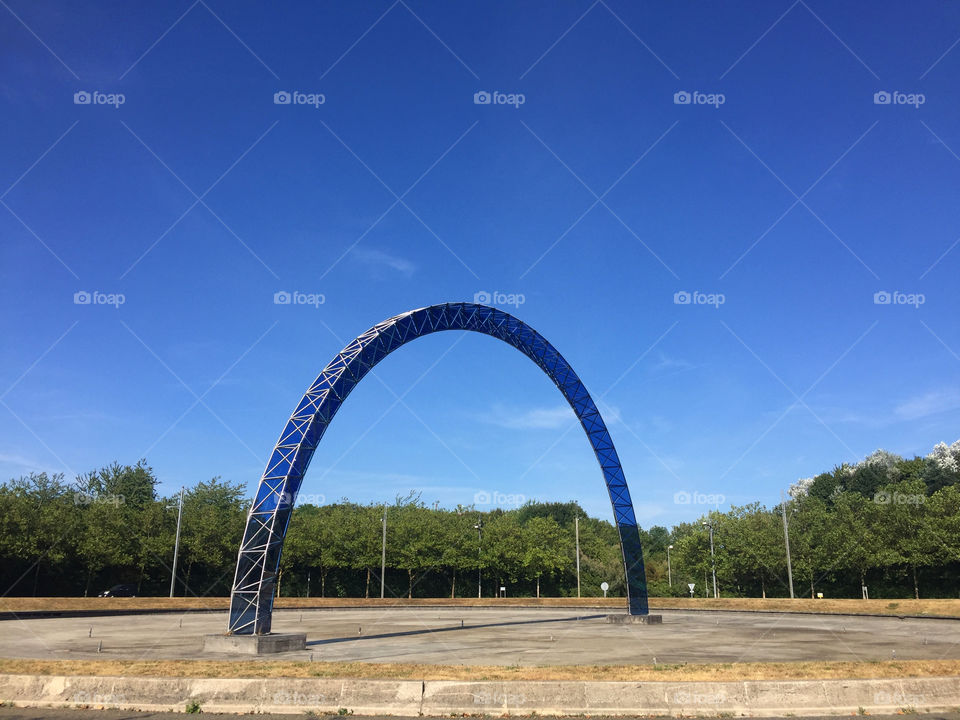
{"left": 423, "top": 677, "right": 960, "bottom": 715}
{"left": 0, "top": 675, "right": 424, "bottom": 715}
{"left": 2, "top": 673, "right": 960, "bottom": 716}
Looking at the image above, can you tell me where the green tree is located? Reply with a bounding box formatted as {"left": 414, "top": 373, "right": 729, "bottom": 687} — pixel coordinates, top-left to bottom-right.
{"left": 484, "top": 512, "right": 525, "bottom": 592}
{"left": 722, "top": 503, "right": 785, "bottom": 598}
{"left": 522, "top": 516, "right": 571, "bottom": 597}
{"left": 390, "top": 498, "right": 442, "bottom": 598}
{"left": 180, "top": 478, "right": 247, "bottom": 596}
{"left": 874, "top": 479, "right": 936, "bottom": 598}
{"left": 438, "top": 510, "right": 475, "bottom": 597}
{"left": 1, "top": 473, "right": 77, "bottom": 595}
{"left": 825, "top": 491, "right": 883, "bottom": 592}
{"left": 788, "top": 494, "right": 830, "bottom": 598}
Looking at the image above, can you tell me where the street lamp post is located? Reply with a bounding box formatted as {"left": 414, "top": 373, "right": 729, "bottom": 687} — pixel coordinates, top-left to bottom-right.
{"left": 667, "top": 544, "right": 674, "bottom": 587}
{"left": 780, "top": 489, "right": 795, "bottom": 599}
{"left": 380, "top": 509, "right": 387, "bottom": 600}
{"left": 474, "top": 518, "right": 483, "bottom": 598}
{"left": 702, "top": 521, "right": 718, "bottom": 599}
{"left": 575, "top": 515, "right": 581, "bottom": 598}
{"left": 169, "top": 487, "right": 184, "bottom": 598}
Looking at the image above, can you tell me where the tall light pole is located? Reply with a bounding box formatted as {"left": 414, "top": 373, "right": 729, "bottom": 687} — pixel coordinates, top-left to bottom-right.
{"left": 780, "top": 489, "right": 795, "bottom": 599}
{"left": 702, "top": 521, "right": 718, "bottom": 599}
{"left": 380, "top": 509, "right": 387, "bottom": 600}
{"left": 169, "top": 487, "right": 184, "bottom": 598}
{"left": 575, "top": 515, "right": 581, "bottom": 598}
{"left": 667, "top": 544, "right": 674, "bottom": 587}
{"left": 474, "top": 517, "right": 483, "bottom": 599}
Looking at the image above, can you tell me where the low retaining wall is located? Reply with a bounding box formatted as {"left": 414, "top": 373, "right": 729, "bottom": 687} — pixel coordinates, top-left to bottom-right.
{"left": 1, "top": 673, "right": 958, "bottom": 716}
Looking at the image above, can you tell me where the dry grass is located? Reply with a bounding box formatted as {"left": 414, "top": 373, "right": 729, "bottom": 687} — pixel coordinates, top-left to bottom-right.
{"left": 0, "top": 658, "right": 957, "bottom": 682}
{"left": 2, "top": 596, "right": 959, "bottom": 617}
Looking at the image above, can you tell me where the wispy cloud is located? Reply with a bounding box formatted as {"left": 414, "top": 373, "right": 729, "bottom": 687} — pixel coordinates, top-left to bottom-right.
{"left": 0, "top": 452, "right": 58, "bottom": 476}
{"left": 482, "top": 404, "right": 574, "bottom": 430}
{"left": 351, "top": 247, "right": 416, "bottom": 277}
{"left": 632, "top": 502, "right": 668, "bottom": 523}
{"left": 652, "top": 352, "right": 696, "bottom": 372}
{"left": 480, "top": 402, "right": 623, "bottom": 431}
{"left": 895, "top": 389, "right": 960, "bottom": 421}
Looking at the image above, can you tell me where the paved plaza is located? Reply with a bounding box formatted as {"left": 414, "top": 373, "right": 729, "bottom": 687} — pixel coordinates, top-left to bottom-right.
{"left": 3, "top": 607, "right": 958, "bottom": 666}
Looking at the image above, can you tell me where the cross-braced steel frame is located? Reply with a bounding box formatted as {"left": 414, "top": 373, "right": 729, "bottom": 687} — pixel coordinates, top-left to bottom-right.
{"left": 228, "top": 302, "right": 649, "bottom": 634}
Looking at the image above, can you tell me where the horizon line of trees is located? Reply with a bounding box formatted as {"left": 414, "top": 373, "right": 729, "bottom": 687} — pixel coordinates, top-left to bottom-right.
{"left": 1, "top": 438, "right": 959, "bottom": 600}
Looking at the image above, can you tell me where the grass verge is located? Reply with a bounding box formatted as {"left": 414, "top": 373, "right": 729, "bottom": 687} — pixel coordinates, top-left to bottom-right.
{"left": 2, "top": 597, "right": 960, "bottom": 618}
{"left": 0, "top": 658, "right": 958, "bottom": 682}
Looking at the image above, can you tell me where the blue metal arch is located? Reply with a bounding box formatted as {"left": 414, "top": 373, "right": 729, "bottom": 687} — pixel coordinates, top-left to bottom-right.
{"left": 228, "top": 302, "right": 649, "bottom": 634}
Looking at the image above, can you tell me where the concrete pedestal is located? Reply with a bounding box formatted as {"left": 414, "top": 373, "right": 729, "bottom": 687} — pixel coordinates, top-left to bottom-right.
{"left": 203, "top": 632, "right": 306, "bottom": 655}
{"left": 605, "top": 614, "right": 663, "bottom": 625}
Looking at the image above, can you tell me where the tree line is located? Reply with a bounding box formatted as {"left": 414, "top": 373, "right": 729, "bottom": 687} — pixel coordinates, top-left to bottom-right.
{"left": 666, "top": 441, "right": 960, "bottom": 599}
{"left": 0, "top": 464, "right": 624, "bottom": 598}
{"left": 1, "top": 438, "right": 958, "bottom": 599}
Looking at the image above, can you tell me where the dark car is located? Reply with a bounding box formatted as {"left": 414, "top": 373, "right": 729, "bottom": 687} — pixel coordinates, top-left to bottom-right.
{"left": 98, "top": 584, "right": 136, "bottom": 598}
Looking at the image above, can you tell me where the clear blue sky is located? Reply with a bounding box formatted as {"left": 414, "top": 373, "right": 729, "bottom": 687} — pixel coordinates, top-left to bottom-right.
{"left": 2, "top": 1, "right": 959, "bottom": 528}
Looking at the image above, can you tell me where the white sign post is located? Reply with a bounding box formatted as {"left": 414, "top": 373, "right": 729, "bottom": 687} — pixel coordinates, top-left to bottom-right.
{"left": 688, "top": 583, "right": 695, "bottom": 598}
{"left": 600, "top": 581, "right": 609, "bottom": 598}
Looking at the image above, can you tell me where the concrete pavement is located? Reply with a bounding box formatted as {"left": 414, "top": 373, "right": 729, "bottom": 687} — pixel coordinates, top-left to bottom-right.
{"left": 2, "top": 607, "right": 958, "bottom": 665}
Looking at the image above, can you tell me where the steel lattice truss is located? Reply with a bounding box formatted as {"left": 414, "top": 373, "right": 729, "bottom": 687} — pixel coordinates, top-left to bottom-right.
{"left": 228, "top": 302, "right": 649, "bottom": 634}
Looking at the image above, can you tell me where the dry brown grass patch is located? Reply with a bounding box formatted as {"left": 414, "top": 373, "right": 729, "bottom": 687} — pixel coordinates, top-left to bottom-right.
{"left": 2, "top": 596, "right": 960, "bottom": 617}
{"left": 0, "top": 658, "right": 958, "bottom": 683}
